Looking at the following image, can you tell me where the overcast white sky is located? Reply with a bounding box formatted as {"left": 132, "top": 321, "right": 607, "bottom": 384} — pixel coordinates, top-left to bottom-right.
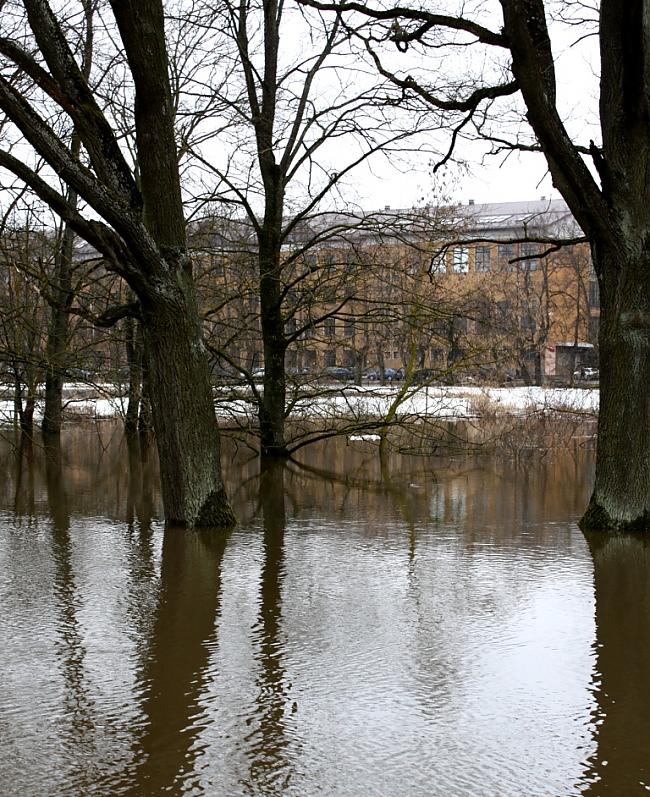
{"left": 349, "top": 1, "right": 600, "bottom": 213}
{"left": 352, "top": 146, "right": 558, "bottom": 212}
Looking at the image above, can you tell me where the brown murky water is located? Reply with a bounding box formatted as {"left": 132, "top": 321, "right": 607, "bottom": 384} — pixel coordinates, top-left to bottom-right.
{"left": 0, "top": 424, "right": 648, "bottom": 796}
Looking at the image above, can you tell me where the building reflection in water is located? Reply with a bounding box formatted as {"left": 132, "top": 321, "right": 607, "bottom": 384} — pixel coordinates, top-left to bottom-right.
{"left": 11, "top": 423, "right": 650, "bottom": 796}
{"left": 580, "top": 533, "right": 650, "bottom": 795}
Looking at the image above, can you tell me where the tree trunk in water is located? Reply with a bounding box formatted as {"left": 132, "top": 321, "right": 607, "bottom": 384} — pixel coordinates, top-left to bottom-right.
{"left": 140, "top": 274, "right": 235, "bottom": 527}
{"left": 42, "top": 249, "right": 70, "bottom": 435}
{"left": 581, "top": 245, "right": 650, "bottom": 531}
{"left": 42, "top": 194, "right": 75, "bottom": 435}
{"left": 42, "top": 309, "right": 67, "bottom": 435}
{"left": 124, "top": 316, "right": 143, "bottom": 435}
{"left": 259, "top": 247, "right": 288, "bottom": 457}
{"left": 13, "top": 374, "right": 34, "bottom": 435}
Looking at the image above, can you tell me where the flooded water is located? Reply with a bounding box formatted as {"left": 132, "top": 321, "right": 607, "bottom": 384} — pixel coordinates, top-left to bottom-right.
{"left": 0, "top": 424, "right": 648, "bottom": 796}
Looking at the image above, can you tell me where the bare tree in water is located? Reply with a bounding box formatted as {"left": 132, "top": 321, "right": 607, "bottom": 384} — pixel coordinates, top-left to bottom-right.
{"left": 301, "top": 0, "right": 650, "bottom": 531}
{"left": 0, "top": 0, "right": 234, "bottom": 526}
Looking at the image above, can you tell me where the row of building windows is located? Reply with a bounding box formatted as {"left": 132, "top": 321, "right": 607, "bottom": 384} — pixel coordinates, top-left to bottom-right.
{"left": 432, "top": 243, "right": 543, "bottom": 275}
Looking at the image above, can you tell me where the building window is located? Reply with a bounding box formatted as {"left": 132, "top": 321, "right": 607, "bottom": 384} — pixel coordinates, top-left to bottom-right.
{"left": 521, "top": 313, "right": 536, "bottom": 333}
{"left": 498, "top": 243, "right": 518, "bottom": 268}
{"left": 210, "top": 254, "right": 225, "bottom": 277}
{"left": 452, "top": 247, "right": 469, "bottom": 274}
{"left": 520, "top": 242, "right": 540, "bottom": 270}
{"left": 589, "top": 279, "right": 600, "bottom": 308}
{"left": 344, "top": 320, "right": 354, "bottom": 338}
{"left": 406, "top": 252, "right": 421, "bottom": 275}
{"left": 324, "top": 318, "right": 336, "bottom": 338}
{"left": 474, "top": 246, "right": 491, "bottom": 272}
{"left": 430, "top": 251, "right": 447, "bottom": 274}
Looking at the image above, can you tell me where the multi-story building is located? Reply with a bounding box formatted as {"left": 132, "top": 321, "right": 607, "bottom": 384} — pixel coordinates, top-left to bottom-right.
{"left": 201, "top": 198, "right": 597, "bottom": 385}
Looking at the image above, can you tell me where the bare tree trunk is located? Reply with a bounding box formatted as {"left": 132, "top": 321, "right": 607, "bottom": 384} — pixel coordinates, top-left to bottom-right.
{"left": 581, "top": 244, "right": 650, "bottom": 530}
{"left": 140, "top": 272, "right": 234, "bottom": 526}
{"left": 259, "top": 244, "right": 288, "bottom": 457}
{"left": 42, "top": 220, "right": 74, "bottom": 434}
{"left": 112, "top": 0, "right": 234, "bottom": 525}
{"left": 124, "top": 316, "right": 143, "bottom": 435}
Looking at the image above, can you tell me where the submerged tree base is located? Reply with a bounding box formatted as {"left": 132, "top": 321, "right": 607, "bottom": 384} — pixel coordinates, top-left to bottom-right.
{"left": 580, "top": 499, "right": 650, "bottom": 533}
{"left": 194, "top": 487, "right": 237, "bottom": 529}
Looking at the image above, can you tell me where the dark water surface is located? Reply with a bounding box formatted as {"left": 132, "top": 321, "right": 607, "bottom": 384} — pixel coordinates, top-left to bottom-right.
{"left": 1, "top": 425, "right": 649, "bottom": 796}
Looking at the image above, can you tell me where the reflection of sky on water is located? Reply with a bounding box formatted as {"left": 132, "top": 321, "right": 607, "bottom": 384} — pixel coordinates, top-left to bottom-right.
{"left": 0, "top": 429, "right": 616, "bottom": 796}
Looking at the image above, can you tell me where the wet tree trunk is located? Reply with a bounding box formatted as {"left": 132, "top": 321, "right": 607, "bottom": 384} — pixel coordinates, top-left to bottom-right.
{"left": 500, "top": 0, "right": 650, "bottom": 530}
{"left": 258, "top": 240, "right": 288, "bottom": 457}
{"left": 124, "top": 316, "right": 143, "bottom": 435}
{"left": 42, "top": 220, "right": 74, "bottom": 435}
{"left": 139, "top": 271, "right": 234, "bottom": 527}
{"left": 581, "top": 243, "right": 650, "bottom": 530}
{"left": 112, "top": 0, "right": 234, "bottom": 526}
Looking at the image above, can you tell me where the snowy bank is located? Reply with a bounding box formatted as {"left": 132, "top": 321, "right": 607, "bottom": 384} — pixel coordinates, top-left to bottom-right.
{"left": 0, "top": 383, "right": 598, "bottom": 428}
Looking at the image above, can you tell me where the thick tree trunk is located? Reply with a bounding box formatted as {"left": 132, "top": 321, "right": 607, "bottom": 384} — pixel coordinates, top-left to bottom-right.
{"left": 42, "top": 318, "right": 66, "bottom": 434}
{"left": 259, "top": 245, "right": 288, "bottom": 457}
{"left": 140, "top": 273, "right": 235, "bottom": 527}
{"left": 42, "top": 222, "right": 74, "bottom": 435}
{"left": 124, "top": 316, "right": 143, "bottom": 435}
{"left": 111, "top": 0, "right": 234, "bottom": 526}
{"left": 42, "top": 126, "right": 81, "bottom": 437}
{"left": 580, "top": 243, "right": 650, "bottom": 531}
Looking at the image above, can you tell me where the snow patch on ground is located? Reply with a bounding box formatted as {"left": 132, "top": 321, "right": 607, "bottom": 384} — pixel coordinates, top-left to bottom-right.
{"left": 0, "top": 384, "right": 599, "bottom": 428}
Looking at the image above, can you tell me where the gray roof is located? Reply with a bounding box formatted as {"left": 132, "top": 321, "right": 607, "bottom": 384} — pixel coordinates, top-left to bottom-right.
{"left": 454, "top": 198, "right": 577, "bottom": 239}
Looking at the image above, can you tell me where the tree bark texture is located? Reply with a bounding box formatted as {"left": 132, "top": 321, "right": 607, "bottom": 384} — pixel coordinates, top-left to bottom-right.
{"left": 581, "top": 243, "right": 650, "bottom": 530}
{"left": 501, "top": 0, "right": 650, "bottom": 530}
{"left": 110, "top": 0, "right": 234, "bottom": 526}
{"left": 42, "top": 221, "right": 74, "bottom": 435}
{"left": 259, "top": 244, "right": 288, "bottom": 457}
{"left": 140, "top": 271, "right": 235, "bottom": 527}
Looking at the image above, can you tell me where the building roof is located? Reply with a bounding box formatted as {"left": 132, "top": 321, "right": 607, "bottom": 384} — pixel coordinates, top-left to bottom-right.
{"left": 454, "top": 198, "right": 577, "bottom": 239}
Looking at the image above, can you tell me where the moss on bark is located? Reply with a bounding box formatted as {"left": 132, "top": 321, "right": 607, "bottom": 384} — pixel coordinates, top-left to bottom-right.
{"left": 195, "top": 487, "right": 237, "bottom": 529}
{"left": 580, "top": 499, "right": 650, "bottom": 533}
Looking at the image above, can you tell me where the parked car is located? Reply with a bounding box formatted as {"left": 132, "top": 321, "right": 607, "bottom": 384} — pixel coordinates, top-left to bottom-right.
{"left": 323, "top": 366, "right": 354, "bottom": 381}
{"left": 287, "top": 367, "right": 311, "bottom": 377}
{"left": 211, "top": 366, "right": 241, "bottom": 384}
{"left": 411, "top": 368, "right": 438, "bottom": 384}
{"left": 573, "top": 366, "right": 599, "bottom": 381}
{"left": 65, "top": 367, "right": 95, "bottom": 382}
{"left": 366, "top": 367, "right": 404, "bottom": 382}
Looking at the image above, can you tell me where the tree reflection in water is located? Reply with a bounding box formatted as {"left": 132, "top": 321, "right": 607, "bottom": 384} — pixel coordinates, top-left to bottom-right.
{"left": 580, "top": 533, "right": 650, "bottom": 795}
{"left": 125, "top": 524, "right": 230, "bottom": 796}
{"left": 243, "top": 458, "right": 296, "bottom": 795}
{"left": 10, "top": 424, "right": 650, "bottom": 796}
{"left": 45, "top": 433, "right": 100, "bottom": 791}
